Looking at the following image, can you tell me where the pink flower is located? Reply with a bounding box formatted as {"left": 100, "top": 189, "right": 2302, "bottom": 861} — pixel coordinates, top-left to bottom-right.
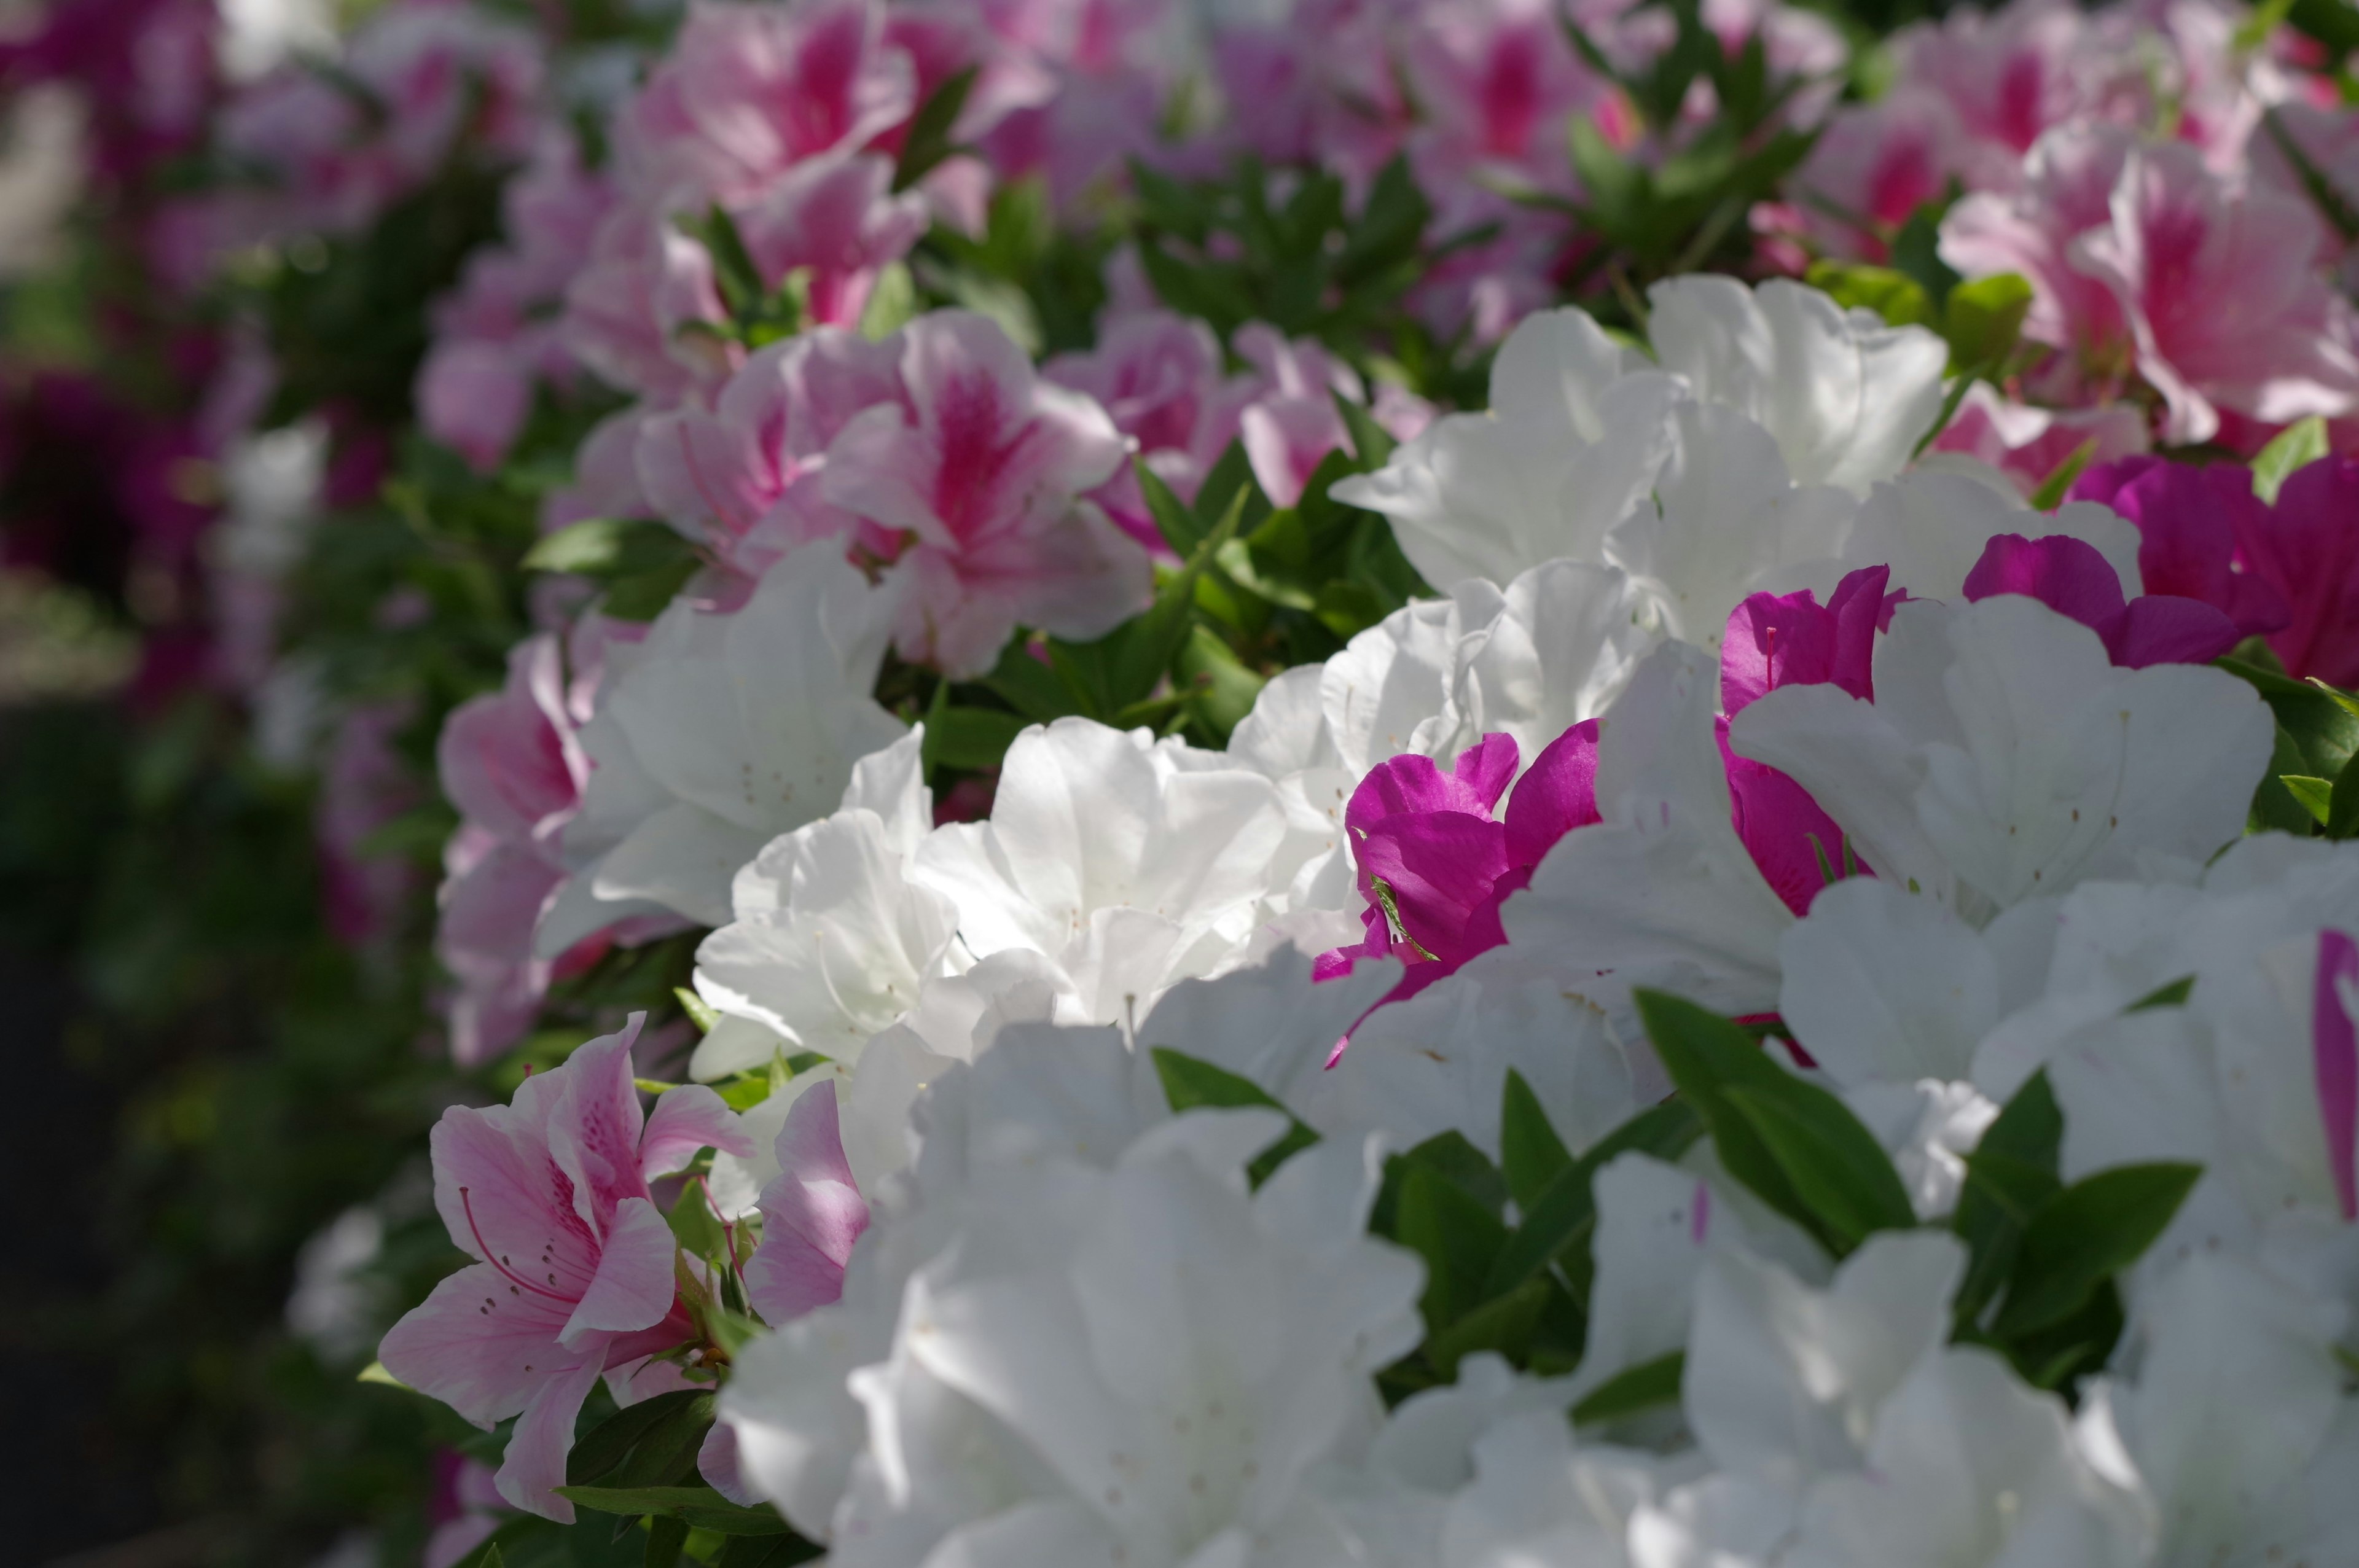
{"left": 1946, "top": 128, "right": 2359, "bottom": 442}
{"left": 1403, "top": 0, "right": 1599, "bottom": 213}
{"left": 1234, "top": 324, "right": 1367, "bottom": 509}
{"left": 617, "top": 0, "right": 916, "bottom": 211}
{"left": 318, "top": 701, "right": 421, "bottom": 950}
{"left": 823, "top": 310, "right": 1146, "bottom": 676}
{"left": 636, "top": 329, "right": 905, "bottom": 577}
{"left": 1930, "top": 383, "right": 2150, "bottom": 497}
{"left": 743, "top": 1083, "right": 869, "bottom": 1322}
{"left": 1961, "top": 532, "right": 2243, "bottom": 668}
{"left": 560, "top": 211, "right": 736, "bottom": 404}
{"left": 1043, "top": 310, "right": 1259, "bottom": 548}
{"left": 731, "top": 153, "right": 929, "bottom": 323}
{"left": 1892, "top": 0, "right": 2120, "bottom": 174}
{"left": 2065, "top": 454, "right": 2288, "bottom": 638}
{"left": 378, "top": 1018, "right": 751, "bottom": 1521}
{"left": 2232, "top": 454, "right": 2359, "bottom": 687}
{"left": 1941, "top": 123, "right": 2138, "bottom": 397}
{"left": 418, "top": 340, "right": 534, "bottom": 474}
{"left": 1794, "top": 96, "right": 1965, "bottom": 260}
{"left": 542, "top": 408, "right": 655, "bottom": 534}
{"left": 424, "top": 1454, "right": 508, "bottom": 1568}
{"left": 436, "top": 635, "right": 584, "bottom": 1064}
{"left": 2071, "top": 139, "right": 2359, "bottom": 445}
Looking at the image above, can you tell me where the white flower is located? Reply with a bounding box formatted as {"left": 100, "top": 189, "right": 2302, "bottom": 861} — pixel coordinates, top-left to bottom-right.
{"left": 1332, "top": 307, "right": 1683, "bottom": 593}
{"left": 1645, "top": 276, "right": 1950, "bottom": 498}
{"left": 1730, "top": 596, "right": 2273, "bottom": 924}
{"left": 1783, "top": 1348, "right": 2147, "bottom": 1568}
{"left": 1499, "top": 642, "right": 1795, "bottom": 1025}
{"left": 544, "top": 545, "right": 906, "bottom": 943}
{"left": 910, "top": 718, "right": 1293, "bottom": 1023}
{"left": 691, "top": 730, "right": 960, "bottom": 1077}
{"left": 2091, "top": 1255, "right": 2351, "bottom": 1568}
{"left": 1438, "top": 1410, "right": 1662, "bottom": 1568}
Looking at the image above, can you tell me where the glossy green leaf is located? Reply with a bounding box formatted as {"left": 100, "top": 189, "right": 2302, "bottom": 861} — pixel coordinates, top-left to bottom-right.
{"left": 1570, "top": 1351, "right": 1685, "bottom": 1426}
{"left": 554, "top": 1486, "right": 794, "bottom": 1535}
{"left": 1942, "top": 273, "right": 2033, "bottom": 369}
{"left": 1398, "top": 1163, "right": 1512, "bottom": 1333}
{"left": 1990, "top": 1161, "right": 2202, "bottom": 1338}
{"left": 1500, "top": 1069, "right": 1573, "bottom": 1211}
{"left": 2251, "top": 414, "right": 2328, "bottom": 504}
{"left": 1484, "top": 1101, "right": 1704, "bottom": 1304}
{"left": 1147, "top": 1047, "right": 1320, "bottom": 1184}
{"left": 1950, "top": 1071, "right": 2064, "bottom": 1330}
{"left": 920, "top": 706, "right": 1031, "bottom": 773}
{"left": 891, "top": 66, "right": 977, "bottom": 190}
{"left": 568, "top": 1390, "right": 713, "bottom": 1488}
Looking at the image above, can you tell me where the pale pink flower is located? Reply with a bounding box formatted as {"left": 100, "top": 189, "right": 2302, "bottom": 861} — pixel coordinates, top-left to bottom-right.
{"left": 1892, "top": 0, "right": 2122, "bottom": 177}
{"left": 318, "top": 701, "right": 421, "bottom": 950}
{"left": 1929, "top": 382, "right": 2150, "bottom": 497}
{"left": 616, "top": 0, "right": 916, "bottom": 211}
{"left": 743, "top": 1083, "right": 869, "bottom": 1322}
{"left": 1234, "top": 322, "right": 1363, "bottom": 509}
{"left": 823, "top": 309, "right": 1145, "bottom": 676}
{"left": 1941, "top": 123, "right": 2140, "bottom": 400}
{"left": 635, "top": 329, "right": 905, "bottom": 577}
{"left": 542, "top": 408, "right": 655, "bottom": 534}
{"left": 730, "top": 152, "right": 929, "bottom": 322}
{"left": 2072, "top": 139, "right": 2359, "bottom": 445}
{"left": 560, "top": 210, "right": 736, "bottom": 404}
{"left": 1794, "top": 95, "right": 1966, "bottom": 260}
{"left": 436, "top": 635, "right": 585, "bottom": 1064}
{"left": 1404, "top": 0, "right": 1601, "bottom": 219}
{"left": 1043, "top": 310, "right": 1259, "bottom": 546}
{"left": 377, "top": 1018, "right": 751, "bottom": 1521}
{"left": 418, "top": 340, "right": 534, "bottom": 474}
{"left": 344, "top": 2, "right": 544, "bottom": 184}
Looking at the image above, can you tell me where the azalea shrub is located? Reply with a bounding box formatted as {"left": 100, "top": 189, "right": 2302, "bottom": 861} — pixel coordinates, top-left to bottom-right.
{"left": 9, "top": 0, "right": 2359, "bottom": 1564}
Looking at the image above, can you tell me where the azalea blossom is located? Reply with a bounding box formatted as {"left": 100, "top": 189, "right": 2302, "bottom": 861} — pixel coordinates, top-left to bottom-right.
{"left": 378, "top": 1019, "right": 751, "bottom": 1520}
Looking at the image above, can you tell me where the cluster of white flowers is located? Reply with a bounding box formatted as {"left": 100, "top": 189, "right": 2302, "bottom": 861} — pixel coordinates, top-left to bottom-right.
{"left": 429, "top": 274, "right": 2359, "bottom": 1564}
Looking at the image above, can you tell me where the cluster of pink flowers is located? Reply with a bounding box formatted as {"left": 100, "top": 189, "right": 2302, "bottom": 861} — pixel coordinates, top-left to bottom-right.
{"left": 1794, "top": 0, "right": 2359, "bottom": 467}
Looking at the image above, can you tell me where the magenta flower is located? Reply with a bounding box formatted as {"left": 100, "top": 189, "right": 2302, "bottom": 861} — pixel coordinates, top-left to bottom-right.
{"left": 378, "top": 1019, "right": 751, "bottom": 1521}
{"left": 2233, "top": 456, "right": 2359, "bottom": 687}
{"left": 2315, "top": 929, "right": 2358, "bottom": 1223}
{"left": 2066, "top": 456, "right": 2288, "bottom": 639}
{"left": 1961, "top": 532, "right": 2242, "bottom": 668}
{"left": 743, "top": 1083, "right": 869, "bottom": 1324}
{"left": 823, "top": 310, "right": 1146, "bottom": 676}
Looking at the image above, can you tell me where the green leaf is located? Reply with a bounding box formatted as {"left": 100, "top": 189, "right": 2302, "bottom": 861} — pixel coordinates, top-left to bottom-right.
{"left": 1398, "top": 1163, "right": 1512, "bottom": 1332}
{"left": 568, "top": 1391, "right": 713, "bottom": 1487}
{"left": 554, "top": 1486, "right": 794, "bottom": 1537}
{"left": 1635, "top": 989, "right": 1909, "bottom": 1255}
{"left": 718, "top": 1535, "right": 825, "bottom": 1567}
{"left": 1137, "top": 459, "right": 1207, "bottom": 556}
{"left": 1890, "top": 209, "right": 1963, "bottom": 307}
{"left": 524, "top": 517, "right": 691, "bottom": 576}
{"left": 1500, "top": 1069, "right": 1573, "bottom": 1212}
{"left": 892, "top": 66, "right": 977, "bottom": 190}
{"left": 2251, "top": 414, "right": 2328, "bottom": 504}
{"left": 2025, "top": 439, "right": 2099, "bottom": 512}
{"left": 2330, "top": 746, "right": 2359, "bottom": 839}
{"left": 2221, "top": 656, "right": 2359, "bottom": 779}
{"left": 2126, "top": 975, "right": 2196, "bottom": 1012}
{"left": 668, "top": 1180, "right": 727, "bottom": 1260}
{"left": 1804, "top": 260, "right": 1935, "bottom": 329}
{"left": 1485, "top": 1101, "right": 1704, "bottom": 1303}
{"left": 1950, "top": 1071, "right": 2064, "bottom": 1329}
{"left": 979, "top": 637, "right": 1087, "bottom": 724}
{"left": 920, "top": 706, "right": 1031, "bottom": 773}
{"left": 2283, "top": 774, "right": 2334, "bottom": 825}
{"left": 857, "top": 261, "right": 918, "bottom": 341}
{"left": 603, "top": 557, "right": 703, "bottom": 622}
{"left": 1147, "top": 1047, "right": 1320, "bottom": 1185}
{"left": 1990, "top": 1162, "right": 2203, "bottom": 1338}
{"left": 1174, "top": 624, "right": 1266, "bottom": 744}
{"left": 1422, "top": 1274, "right": 1555, "bottom": 1379}
{"left": 2311, "top": 677, "right": 2359, "bottom": 723}
{"left": 675, "top": 986, "right": 718, "bottom": 1034}
{"left": 1055, "top": 482, "right": 1252, "bottom": 717}
{"left": 646, "top": 1516, "right": 690, "bottom": 1568}
{"left": 1942, "top": 273, "right": 2034, "bottom": 370}
{"left": 1570, "top": 1351, "right": 1686, "bottom": 1426}
{"left": 356, "top": 1359, "right": 410, "bottom": 1389}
